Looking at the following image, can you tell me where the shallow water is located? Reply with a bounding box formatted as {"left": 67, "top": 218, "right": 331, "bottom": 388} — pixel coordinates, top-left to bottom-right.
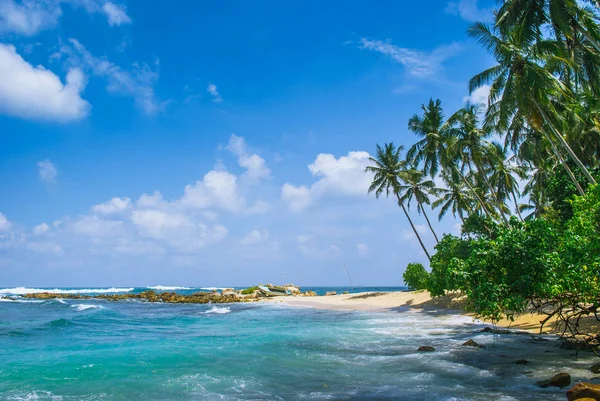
{"left": 0, "top": 289, "right": 598, "bottom": 400}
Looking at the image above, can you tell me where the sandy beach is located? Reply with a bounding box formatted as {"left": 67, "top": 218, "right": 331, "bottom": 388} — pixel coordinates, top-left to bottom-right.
{"left": 267, "top": 290, "right": 600, "bottom": 335}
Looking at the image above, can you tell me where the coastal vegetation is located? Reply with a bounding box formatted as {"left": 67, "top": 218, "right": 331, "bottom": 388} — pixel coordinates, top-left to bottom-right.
{"left": 368, "top": 0, "right": 600, "bottom": 337}
{"left": 402, "top": 262, "right": 429, "bottom": 290}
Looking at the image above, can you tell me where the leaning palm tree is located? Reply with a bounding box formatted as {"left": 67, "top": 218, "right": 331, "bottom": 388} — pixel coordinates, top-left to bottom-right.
{"left": 487, "top": 142, "right": 527, "bottom": 221}
{"left": 432, "top": 169, "right": 475, "bottom": 223}
{"left": 468, "top": 22, "right": 597, "bottom": 186}
{"left": 366, "top": 143, "right": 432, "bottom": 261}
{"left": 398, "top": 168, "right": 440, "bottom": 244}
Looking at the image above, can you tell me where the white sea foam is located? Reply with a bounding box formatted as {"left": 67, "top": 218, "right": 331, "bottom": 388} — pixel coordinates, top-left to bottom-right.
{"left": 200, "top": 287, "right": 228, "bottom": 291}
{"left": 0, "top": 297, "right": 44, "bottom": 303}
{"left": 55, "top": 298, "right": 67, "bottom": 305}
{"left": 0, "top": 287, "right": 134, "bottom": 295}
{"left": 147, "top": 285, "right": 193, "bottom": 291}
{"left": 71, "top": 304, "right": 104, "bottom": 311}
{"left": 202, "top": 306, "right": 231, "bottom": 314}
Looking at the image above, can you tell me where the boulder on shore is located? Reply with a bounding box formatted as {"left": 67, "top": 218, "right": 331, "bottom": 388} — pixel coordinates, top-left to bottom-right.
{"left": 566, "top": 382, "right": 600, "bottom": 400}
{"left": 303, "top": 291, "right": 317, "bottom": 297}
{"left": 462, "top": 339, "right": 485, "bottom": 348}
{"left": 417, "top": 346, "right": 436, "bottom": 352}
{"left": 537, "top": 372, "right": 571, "bottom": 388}
{"left": 325, "top": 291, "right": 337, "bottom": 296}
{"left": 283, "top": 284, "right": 301, "bottom": 295}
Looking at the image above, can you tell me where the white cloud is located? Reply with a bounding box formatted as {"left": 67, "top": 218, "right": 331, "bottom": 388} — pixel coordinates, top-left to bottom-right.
{"left": 226, "top": 134, "right": 270, "bottom": 181}
{"left": 131, "top": 210, "right": 189, "bottom": 238}
{"left": 92, "top": 197, "right": 131, "bottom": 214}
{"left": 32, "top": 222, "right": 49, "bottom": 235}
{"left": 282, "top": 151, "right": 373, "bottom": 212}
{"left": 463, "top": 84, "right": 490, "bottom": 106}
{"left": 359, "top": 38, "right": 462, "bottom": 78}
{"left": 71, "top": 215, "right": 123, "bottom": 237}
{"left": 102, "top": 2, "right": 131, "bottom": 26}
{"left": 37, "top": 159, "right": 57, "bottom": 183}
{"left": 207, "top": 82, "right": 222, "bottom": 103}
{"left": 0, "top": 44, "right": 89, "bottom": 122}
{"left": 0, "top": 212, "right": 11, "bottom": 231}
{"left": 357, "top": 243, "right": 369, "bottom": 256}
{"left": 61, "top": 38, "right": 162, "bottom": 115}
{"left": 239, "top": 229, "right": 268, "bottom": 246}
{"left": 0, "top": 0, "right": 61, "bottom": 35}
{"left": 446, "top": 0, "right": 494, "bottom": 23}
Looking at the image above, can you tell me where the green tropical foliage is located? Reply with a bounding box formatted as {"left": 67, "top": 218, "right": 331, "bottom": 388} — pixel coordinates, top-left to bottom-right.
{"left": 366, "top": 0, "right": 600, "bottom": 336}
{"left": 402, "top": 263, "right": 430, "bottom": 290}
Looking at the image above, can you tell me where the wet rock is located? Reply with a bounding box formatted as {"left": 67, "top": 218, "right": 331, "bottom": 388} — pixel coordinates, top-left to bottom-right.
{"left": 325, "top": 291, "right": 337, "bottom": 296}
{"left": 417, "top": 346, "right": 436, "bottom": 352}
{"left": 561, "top": 337, "right": 599, "bottom": 351}
{"left": 342, "top": 291, "right": 349, "bottom": 294}
{"left": 537, "top": 372, "right": 571, "bottom": 388}
{"left": 479, "top": 326, "right": 512, "bottom": 334}
{"left": 591, "top": 361, "right": 600, "bottom": 374}
{"left": 566, "top": 382, "right": 600, "bottom": 400}
{"left": 462, "top": 339, "right": 485, "bottom": 348}
{"left": 514, "top": 359, "right": 529, "bottom": 365}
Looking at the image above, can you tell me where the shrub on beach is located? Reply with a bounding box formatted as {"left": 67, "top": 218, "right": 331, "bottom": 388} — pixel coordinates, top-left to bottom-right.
{"left": 403, "top": 262, "right": 430, "bottom": 290}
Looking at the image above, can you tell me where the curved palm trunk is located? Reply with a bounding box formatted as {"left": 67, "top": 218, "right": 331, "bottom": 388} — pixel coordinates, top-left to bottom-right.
{"left": 417, "top": 202, "right": 440, "bottom": 244}
{"left": 474, "top": 160, "right": 512, "bottom": 228}
{"left": 534, "top": 100, "right": 597, "bottom": 187}
{"left": 396, "top": 193, "right": 431, "bottom": 262}
{"left": 451, "top": 164, "right": 494, "bottom": 219}
{"left": 511, "top": 191, "right": 524, "bottom": 222}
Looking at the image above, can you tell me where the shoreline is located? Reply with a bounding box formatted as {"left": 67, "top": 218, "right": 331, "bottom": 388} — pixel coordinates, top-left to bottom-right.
{"left": 265, "top": 290, "right": 600, "bottom": 336}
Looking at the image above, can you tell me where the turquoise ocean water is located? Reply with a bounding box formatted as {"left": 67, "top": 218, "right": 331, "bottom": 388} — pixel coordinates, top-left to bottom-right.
{"left": 0, "top": 287, "right": 598, "bottom": 400}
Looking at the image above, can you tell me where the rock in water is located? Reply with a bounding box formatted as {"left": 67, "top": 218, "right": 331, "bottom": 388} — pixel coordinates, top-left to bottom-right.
{"left": 417, "top": 346, "right": 435, "bottom": 352}
{"left": 590, "top": 361, "right": 600, "bottom": 374}
{"left": 537, "top": 372, "right": 571, "bottom": 388}
{"left": 462, "top": 339, "right": 485, "bottom": 348}
{"left": 566, "top": 382, "right": 600, "bottom": 400}
{"left": 514, "top": 359, "right": 528, "bottom": 365}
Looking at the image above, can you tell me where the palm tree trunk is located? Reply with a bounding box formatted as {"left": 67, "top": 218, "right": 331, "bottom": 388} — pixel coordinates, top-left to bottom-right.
{"left": 534, "top": 100, "right": 597, "bottom": 186}
{"left": 417, "top": 202, "right": 440, "bottom": 244}
{"left": 511, "top": 191, "right": 524, "bottom": 222}
{"left": 396, "top": 193, "right": 431, "bottom": 261}
{"left": 474, "top": 160, "right": 512, "bottom": 228}
{"left": 450, "top": 164, "right": 494, "bottom": 219}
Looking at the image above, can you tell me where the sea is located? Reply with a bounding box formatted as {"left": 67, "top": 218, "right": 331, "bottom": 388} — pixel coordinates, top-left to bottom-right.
{"left": 0, "top": 286, "right": 598, "bottom": 400}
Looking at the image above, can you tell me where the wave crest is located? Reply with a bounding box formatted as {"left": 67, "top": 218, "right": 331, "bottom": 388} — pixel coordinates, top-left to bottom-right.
{"left": 147, "top": 286, "right": 193, "bottom": 291}
{"left": 71, "top": 304, "right": 104, "bottom": 311}
{"left": 0, "top": 287, "right": 134, "bottom": 295}
{"left": 202, "top": 306, "right": 231, "bottom": 314}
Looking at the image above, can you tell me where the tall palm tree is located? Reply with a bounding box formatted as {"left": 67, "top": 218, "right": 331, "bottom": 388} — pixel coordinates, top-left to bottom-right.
{"left": 432, "top": 169, "right": 475, "bottom": 223}
{"left": 468, "top": 22, "right": 597, "bottom": 186}
{"left": 366, "top": 143, "right": 432, "bottom": 261}
{"left": 446, "top": 104, "right": 512, "bottom": 227}
{"left": 487, "top": 142, "right": 527, "bottom": 220}
{"left": 398, "top": 168, "right": 440, "bottom": 243}
{"left": 407, "top": 99, "right": 446, "bottom": 178}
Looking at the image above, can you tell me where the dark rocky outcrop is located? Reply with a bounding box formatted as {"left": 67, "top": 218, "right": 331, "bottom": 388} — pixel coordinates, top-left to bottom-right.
{"left": 479, "top": 326, "right": 512, "bottom": 334}
{"left": 514, "top": 359, "right": 529, "bottom": 365}
{"left": 591, "top": 361, "right": 600, "bottom": 374}
{"left": 537, "top": 372, "right": 571, "bottom": 388}
{"left": 462, "top": 339, "right": 485, "bottom": 348}
{"left": 417, "top": 346, "right": 436, "bottom": 352}
{"left": 566, "top": 382, "right": 600, "bottom": 400}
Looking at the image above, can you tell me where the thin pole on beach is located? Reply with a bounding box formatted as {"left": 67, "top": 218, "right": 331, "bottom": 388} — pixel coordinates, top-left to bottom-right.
{"left": 343, "top": 264, "right": 353, "bottom": 288}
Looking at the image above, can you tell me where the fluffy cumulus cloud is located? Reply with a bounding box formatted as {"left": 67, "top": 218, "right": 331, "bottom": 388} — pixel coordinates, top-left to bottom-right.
{"left": 32, "top": 222, "right": 49, "bottom": 235}
{"left": 239, "top": 229, "right": 268, "bottom": 246}
{"left": 359, "top": 38, "right": 462, "bottom": 78}
{"left": 37, "top": 159, "right": 58, "bottom": 183}
{"left": 463, "top": 84, "right": 491, "bottom": 106}
{"left": 226, "top": 134, "right": 270, "bottom": 181}
{"left": 92, "top": 197, "right": 131, "bottom": 214}
{"left": 282, "top": 151, "right": 373, "bottom": 212}
{"left": 0, "top": 0, "right": 132, "bottom": 35}
{"left": 446, "top": 0, "right": 494, "bottom": 23}
{"left": 101, "top": 2, "right": 131, "bottom": 26}
{"left": 0, "top": 212, "right": 11, "bottom": 231}
{"left": 0, "top": 44, "right": 89, "bottom": 122}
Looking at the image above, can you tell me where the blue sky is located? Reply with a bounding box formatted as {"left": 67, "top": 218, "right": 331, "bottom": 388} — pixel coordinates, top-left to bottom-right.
{"left": 0, "top": 0, "right": 496, "bottom": 287}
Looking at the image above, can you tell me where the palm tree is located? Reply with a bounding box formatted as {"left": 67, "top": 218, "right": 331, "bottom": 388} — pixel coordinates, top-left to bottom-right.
{"left": 398, "top": 168, "right": 440, "bottom": 243}
{"left": 468, "top": 22, "right": 597, "bottom": 187}
{"left": 432, "top": 169, "right": 475, "bottom": 223}
{"left": 446, "top": 104, "right": 512, "bottom": 227}
{"left": 407, "top": 99, "right": 446, "bottom": 178}
{"left": 366, "top": 143, "right": 432, "bottom": 261}
{"left": 487, "top": 142, "right": 527, "bottom": 220}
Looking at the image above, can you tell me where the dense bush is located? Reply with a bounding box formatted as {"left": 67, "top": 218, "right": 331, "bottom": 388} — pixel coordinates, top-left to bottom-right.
{"left": 403, "top": 262, "right": 430, "bottom": 290}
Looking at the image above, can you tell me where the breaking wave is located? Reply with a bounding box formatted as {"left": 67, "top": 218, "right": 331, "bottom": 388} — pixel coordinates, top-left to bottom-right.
{"left": 71, "top": 304, "right": 104, "bottom": 312}
{"left": 202, "top": 306, "right": 231, "bottom": 314}
{"left": 0, "top": 287, "right": 134, "bottom": 295}
{"left": 147, "top": 286, "right": 193, "bottom": 291}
